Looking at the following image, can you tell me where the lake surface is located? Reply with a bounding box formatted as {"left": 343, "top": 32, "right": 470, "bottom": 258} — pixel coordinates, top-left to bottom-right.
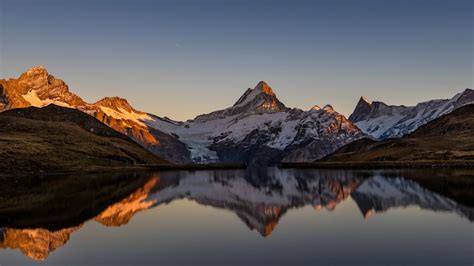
{"left": 0, "top": 168, "right": 472, "bottom": 266}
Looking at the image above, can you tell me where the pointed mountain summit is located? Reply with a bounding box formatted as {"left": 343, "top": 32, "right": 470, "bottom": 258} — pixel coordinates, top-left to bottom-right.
{"left": 230, "top": 80, "right": 287, "bottom": 114}
{"left": 234, "top": 81, "right": 276, "bottom": 106}
{"left": 349, "top": 96, "right": 373, "bottom": 122}
{"left": 193, "top": 81, "right": 288, "bottom": 122}
{"left": 255, "top": 80, "right": 276, "bottom": 96}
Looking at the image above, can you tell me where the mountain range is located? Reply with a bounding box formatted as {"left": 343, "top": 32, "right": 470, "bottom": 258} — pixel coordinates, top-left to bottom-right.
{"left": 1, "top": 66, "right": 472, "bottom": 165}
{"left": 324, "top": 104, "right": 474, "bottom": 162}
{"left": 350, "top": 88, "right": 473, "bottom": 139}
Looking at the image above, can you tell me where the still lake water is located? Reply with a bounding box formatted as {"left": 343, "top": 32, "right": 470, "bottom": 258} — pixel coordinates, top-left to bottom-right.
{"left": 0, "top": 168, "right": 472, "bottom": 266}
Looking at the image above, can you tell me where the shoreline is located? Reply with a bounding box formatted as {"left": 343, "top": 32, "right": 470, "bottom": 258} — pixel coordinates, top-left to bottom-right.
{"left": 0, "top": 163, "right": 247, "bottom": 179}
{"left": 2, "top": 161, "right": 473, "bottom": 179}
{"left": 279, "top": 161, "right": 474, "bottom": 169}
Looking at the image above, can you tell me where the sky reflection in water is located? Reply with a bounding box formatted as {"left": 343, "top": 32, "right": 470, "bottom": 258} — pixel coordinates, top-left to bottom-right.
{"left": 0, "top": 168, "right": 472, "bottom": 266}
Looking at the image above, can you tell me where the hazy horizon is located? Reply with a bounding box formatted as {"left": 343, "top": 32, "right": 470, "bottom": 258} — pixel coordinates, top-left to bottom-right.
{"left": 1, "top": 0, "right": 472, "bottom": 120}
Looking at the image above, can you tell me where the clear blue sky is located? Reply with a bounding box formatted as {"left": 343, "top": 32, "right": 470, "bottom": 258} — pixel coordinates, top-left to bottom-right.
{"left": 1, "top": 0, "right": 472, "bottom": 120}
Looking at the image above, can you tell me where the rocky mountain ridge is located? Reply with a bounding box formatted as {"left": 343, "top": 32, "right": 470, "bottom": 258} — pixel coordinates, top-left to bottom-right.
{"left": 349, "top": 89, "right": 473, "bottom": 139}
{"left": 324, "top": 104, "right": 474, "bottom": 162}
{"left": 2, "top": 66, "right": 471, "bottom": 164}
{"left": 0, "top": 67, "right": 364, "bottom": 164}
{"left": 146, "top": 80, "right": 365, "bottom": 164}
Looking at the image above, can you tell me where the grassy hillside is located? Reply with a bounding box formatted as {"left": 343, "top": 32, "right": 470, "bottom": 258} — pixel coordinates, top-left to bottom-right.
{"left": 0, "top": 105, "right": 168, "bottom": 175}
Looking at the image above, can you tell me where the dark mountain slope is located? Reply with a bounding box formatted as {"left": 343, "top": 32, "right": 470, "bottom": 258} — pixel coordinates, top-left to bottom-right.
{"left": 0, "top": 105, "right": 168, "bottom": 175}
{"left": 322, "top": 104, "right": 474, "bottom": 162}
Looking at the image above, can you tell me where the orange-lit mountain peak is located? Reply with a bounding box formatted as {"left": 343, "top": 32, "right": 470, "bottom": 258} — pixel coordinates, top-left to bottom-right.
{"left": 95, "top": 176, "right": 159, "bottom": 227}
{"left": 0, "top": 226, "right": 82, "bottom": 261}
{"left": 262, "top": 222, "right": 278, "bottom": 237}
{"left": 255, "top": 80, "right": 275, "bottom": 96}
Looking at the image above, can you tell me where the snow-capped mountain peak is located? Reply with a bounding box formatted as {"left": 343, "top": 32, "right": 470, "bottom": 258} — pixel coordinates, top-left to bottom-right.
{"left": 190, "top": 81, "right": 288, "bottom": 124}
{"left": 350, "top": 88, "right": 474, "bottom": 139}
{"left": 147, "top": 81, "right": 365, "bottom": 164}
{"left": 310, "top": 105, "right": 321, "bottom": 111}
{"left": 233, "top": 81, "right": 275, "bottom": 105}
{"left": 255, "top": 80, "right": 275, "bottom": 95}
{"left": 94, "top": 96, "right": 152, "bottom": 126}
{"left": 2, "top": 66, "right": 87, "bottom": 110}
{"left": 230, "top": 81, "right": 286, "bottom": 114}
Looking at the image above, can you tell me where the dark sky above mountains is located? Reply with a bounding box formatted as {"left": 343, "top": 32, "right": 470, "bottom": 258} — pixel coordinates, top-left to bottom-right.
{"left": 1, "top": 0, "right": 472, "bottom": 120}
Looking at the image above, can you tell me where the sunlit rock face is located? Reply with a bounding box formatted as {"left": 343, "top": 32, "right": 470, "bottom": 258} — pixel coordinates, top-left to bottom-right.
{"left": 0, "top": 66, "right": 87, "bottom": 111}
{"left": 0, "top": 226, "right": 81, "bottom": 261}
{"left": 192, "top": 80, "right": 289, "bottom": 120}
{"left": 0, "top": 67, "right": 191, "bottom": 163}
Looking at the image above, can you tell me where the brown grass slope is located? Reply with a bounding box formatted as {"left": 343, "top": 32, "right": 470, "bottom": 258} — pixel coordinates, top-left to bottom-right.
{"left": 321, "top": 104, "right": 474, "bottom": 162}
{"left": 0, "top": 105, "right": 167, "bottom": 175}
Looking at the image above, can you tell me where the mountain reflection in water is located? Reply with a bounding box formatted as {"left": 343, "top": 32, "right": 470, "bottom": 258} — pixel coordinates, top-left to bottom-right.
{"left": 0, "top": 168, "right": 472, "bottom": 262}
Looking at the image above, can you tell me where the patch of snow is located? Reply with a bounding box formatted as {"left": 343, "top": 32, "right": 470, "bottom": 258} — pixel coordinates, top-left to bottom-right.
{"left": 355, "top": 113, "right": 403, "bottom": 138}
{"left": 99, "top": 106, "right": 152, "bottom": 126}
{"left": 233, "top": 87, "right": 262, "bottom": 108}
{"left": 22, "top": 89, "right": 72, "bottom": 108}
{"left": 147, "top": 111, "right": 305, "bottom": 161}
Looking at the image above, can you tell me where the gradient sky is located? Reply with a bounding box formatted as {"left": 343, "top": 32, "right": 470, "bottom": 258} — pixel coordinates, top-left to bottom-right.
{"left": 0, "top": 0, "right": 472, "bottom": 120}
